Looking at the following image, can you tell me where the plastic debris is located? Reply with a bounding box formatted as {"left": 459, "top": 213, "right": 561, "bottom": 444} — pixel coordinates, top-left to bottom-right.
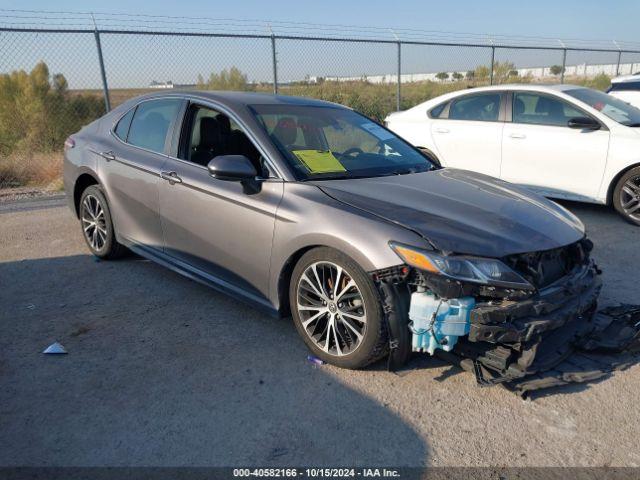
{"left": 42, "top": 342, "right": 67, "bottom": 354}
{"left": 307, "top": 355, "right": 325, "bottom": 366}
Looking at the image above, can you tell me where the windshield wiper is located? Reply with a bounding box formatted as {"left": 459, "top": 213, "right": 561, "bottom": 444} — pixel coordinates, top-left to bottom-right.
{"left": 625, "top": 122, "right": 640, "bottom": 127}
{"left": 388, "top": 166, "right": 432, "bottom": 176}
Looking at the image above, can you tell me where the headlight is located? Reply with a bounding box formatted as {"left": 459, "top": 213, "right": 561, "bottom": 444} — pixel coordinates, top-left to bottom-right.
{"left": 389, "top": 242, "right": 534, "bottom": 290}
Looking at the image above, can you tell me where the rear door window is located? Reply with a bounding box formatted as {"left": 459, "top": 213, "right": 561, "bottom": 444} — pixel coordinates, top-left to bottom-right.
{"left": 127, "top": 99, "right": 182, "bottom": 154}
{"left": 448, "top": 93, "right": 501, "bottom": 121}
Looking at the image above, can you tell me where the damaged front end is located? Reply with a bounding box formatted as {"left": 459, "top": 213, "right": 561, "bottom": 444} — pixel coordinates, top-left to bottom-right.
{"left": 374, "top": 239, "right": 640, "bottom": 396}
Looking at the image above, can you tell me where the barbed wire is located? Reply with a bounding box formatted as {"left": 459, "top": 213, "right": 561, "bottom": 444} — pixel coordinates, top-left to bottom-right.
{"left": 1, "top": 8, "right": 639, "bottom": 50}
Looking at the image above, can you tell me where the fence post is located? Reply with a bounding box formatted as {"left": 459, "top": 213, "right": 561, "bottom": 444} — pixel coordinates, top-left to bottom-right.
{"left": 271, "top": 35, "right": 278, "bottom": 94}
{"left": 93, "top": 29, "right": 111, "bottom": 113}
{"left": 396, "top": 41, "right": 401, "bottom": 111}
{"left": 561, "top": 48, "right": 567, "bottom": 84}
{"left": 489, "top": 46, "right": 495, "bottom": 85}
{"left": 616, "top": 50, "right": 622, "bottom": 76}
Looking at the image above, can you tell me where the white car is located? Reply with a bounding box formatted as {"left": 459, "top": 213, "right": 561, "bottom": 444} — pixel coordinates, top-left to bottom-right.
{"left": 608, "top": 73, "right": 640, "bottom": 110}
{"left": 385, "top": 84, "right": 640, "bottom": 225}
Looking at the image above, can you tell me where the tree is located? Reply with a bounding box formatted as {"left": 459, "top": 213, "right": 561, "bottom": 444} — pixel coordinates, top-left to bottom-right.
{"left": 0, "top": 62, "right": 104, "bottom": 186}
{"left": 52, "top": 73, "right": 68, "bottom": 92}
{"left": 508, "top": 70, "right": 519, "bottom": 77}
{"left": 550, "top": 65, "right": 565, "bottom": 76}
{"left": 435, "top": 72, "right": 449, "bottom": 81}
{"left": 465, "top": 70, "right": 475, "bottom": 80}
{"left": 205, "top": 66, "right": 252, "bottom": 91}
{"left": 452, "top": 72, "right": 464, "bottom": 81}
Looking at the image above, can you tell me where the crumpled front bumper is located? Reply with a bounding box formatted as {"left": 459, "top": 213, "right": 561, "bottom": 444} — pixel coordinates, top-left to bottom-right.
{"left": 377, "top": 261, "right": 640, "bottom": 397}
{"left": 440, "top": 263, "right": 640, "bottom": 396}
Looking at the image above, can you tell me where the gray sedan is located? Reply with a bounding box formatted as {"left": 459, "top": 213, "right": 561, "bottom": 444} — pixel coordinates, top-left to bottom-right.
{"left": 64, "top": 91, "right": 635, "bottom": 392}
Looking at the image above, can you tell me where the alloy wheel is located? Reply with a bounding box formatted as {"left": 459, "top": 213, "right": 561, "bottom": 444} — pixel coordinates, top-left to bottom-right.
{"left": 296, "top": 261, "right": 367, "bottom": 356}
{"left": 81, "top": 194, "right": 107, "bottom": 252}
{"left": 620, "top": 176, "right": 640, "bottom": 221}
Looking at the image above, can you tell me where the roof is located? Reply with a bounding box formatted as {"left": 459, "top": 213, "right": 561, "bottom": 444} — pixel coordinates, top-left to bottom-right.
{"left": 394, "top": 83, "right": 590, "bottom": 118}
{"left": 611, "top": 73, "right": 640, "bottom": 84}
{"left": 441, "top": 83, "right": 581, "bottom": 93}
{"left": 132, "top": 90, "right": 344, "bottom": 109}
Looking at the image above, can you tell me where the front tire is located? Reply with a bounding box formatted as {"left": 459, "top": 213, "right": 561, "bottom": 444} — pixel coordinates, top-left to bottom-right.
{"left": 613, "top": 167, "right": 640, "bottom": 226}
{"left": 289, "top": 247, "right": 387, "bottom": 369}
{"left": 79, "top": 185, "right": 126, "bottom": 259}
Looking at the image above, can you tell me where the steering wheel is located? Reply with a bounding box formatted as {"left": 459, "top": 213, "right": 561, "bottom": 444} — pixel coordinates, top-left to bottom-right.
{"left": 342, "top": 147, "right": 364, "bottom": 157}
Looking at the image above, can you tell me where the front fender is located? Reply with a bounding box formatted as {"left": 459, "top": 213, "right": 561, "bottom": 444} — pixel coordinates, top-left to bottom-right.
{"left": 268, "top": 182, "right": 428, "bottom": 309}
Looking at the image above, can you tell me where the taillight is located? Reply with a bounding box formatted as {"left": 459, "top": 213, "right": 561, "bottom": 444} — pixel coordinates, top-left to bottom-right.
{"left": 64, "top": 137, "right": 75, "bottom": 150}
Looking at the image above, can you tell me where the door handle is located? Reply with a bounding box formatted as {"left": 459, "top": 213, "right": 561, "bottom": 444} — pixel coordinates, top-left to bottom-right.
{"left": 160, "top": 171, "right": 182, "bottom": 184}
{"left": 99, "top": 150, "right": 116, "bottom": 161}
{"left": 435, "top": 128, "right": 450, "bottom": 133}
{"left": 509, "top": 133, "right": 526, "bottom": 139}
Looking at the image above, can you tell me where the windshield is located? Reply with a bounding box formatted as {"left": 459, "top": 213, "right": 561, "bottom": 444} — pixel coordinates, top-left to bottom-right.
{"left": 249, "top": 104, "right": 436, "bottom": 180}
{"left": 565, "top": 87, "right": 640, "bottom": 126}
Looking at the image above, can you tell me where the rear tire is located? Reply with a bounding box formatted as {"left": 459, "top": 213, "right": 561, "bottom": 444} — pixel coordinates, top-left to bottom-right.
{"left": 79, "top": 185, "right": 126, "bottom": 259}
{"left": 289, "top": 247, "right": 387, "bottom": 369}
{"left": 613, "top": 166, "right": 640, "bottom": 226}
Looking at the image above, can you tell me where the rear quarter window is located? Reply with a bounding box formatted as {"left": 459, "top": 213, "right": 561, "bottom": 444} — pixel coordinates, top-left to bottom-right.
{"left": 113, "top": 107, "right": 135, "bottom": 141}
{"left": 428, "top": 102, "right": 447, "bottom": 118}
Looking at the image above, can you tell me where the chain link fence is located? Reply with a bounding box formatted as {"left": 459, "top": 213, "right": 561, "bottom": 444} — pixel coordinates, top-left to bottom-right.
{"left": 1, "top": 26, "right": 639, "bottom": 191}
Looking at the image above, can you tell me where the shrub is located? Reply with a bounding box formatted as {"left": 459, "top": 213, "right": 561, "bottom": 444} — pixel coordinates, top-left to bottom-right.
{"left": 0, "top": 62, "right": 104, "bottom": 188}
{"left": 199, "top": 67, "right": 253, "bottom": 91}
{"left": 550, "top": 65, "right": 565, "bottom": 76}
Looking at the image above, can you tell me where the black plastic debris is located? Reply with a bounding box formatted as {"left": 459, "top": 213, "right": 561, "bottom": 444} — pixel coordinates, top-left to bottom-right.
{"left": 505, "top": 305, "right": 640, "bottom": 396}
{"left": 437, "top": 304, "right": 640, "bottom": 397}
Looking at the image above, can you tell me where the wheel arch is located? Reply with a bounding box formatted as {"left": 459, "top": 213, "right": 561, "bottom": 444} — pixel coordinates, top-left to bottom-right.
{"left": 607, "top": 162, "right": 640, "bottom": 205}
{"left": 276, "top": 245, "right": 322, "bottom": 318}
{"left": 274, "top": 239, "right": 382, "bottom": 318}
{"left": 73, "top": 172, "right": 101, "bottom": 217}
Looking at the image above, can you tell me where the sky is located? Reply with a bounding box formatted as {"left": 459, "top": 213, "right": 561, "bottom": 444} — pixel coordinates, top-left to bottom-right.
{"left": 1, "top": 0, "right": 639, "bottom": 89}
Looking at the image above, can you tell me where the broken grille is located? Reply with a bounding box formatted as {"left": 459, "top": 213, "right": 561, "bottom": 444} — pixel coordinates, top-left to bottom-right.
{"left": 503, "top": 239, "right": 591, "bottom": 289}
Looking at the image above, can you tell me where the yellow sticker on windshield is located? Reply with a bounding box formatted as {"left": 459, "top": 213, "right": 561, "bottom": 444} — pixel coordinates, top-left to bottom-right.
{"left": 292, "top": 150, "right": 346, "bottom": 174}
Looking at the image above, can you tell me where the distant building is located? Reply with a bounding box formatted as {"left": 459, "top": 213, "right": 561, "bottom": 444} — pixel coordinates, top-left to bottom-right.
{"left": 149, "top": 80, "right": 196, "bottom": 89}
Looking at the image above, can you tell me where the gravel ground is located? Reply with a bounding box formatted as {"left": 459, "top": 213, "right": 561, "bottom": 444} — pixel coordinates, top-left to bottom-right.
{"left": 0, "top": 195, "right": 639, "bottom": 468}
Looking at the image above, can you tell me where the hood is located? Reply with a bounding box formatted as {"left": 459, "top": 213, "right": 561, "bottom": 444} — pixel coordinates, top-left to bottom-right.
{"left": 314, "top": 169, "right": 585, "bottom": 258}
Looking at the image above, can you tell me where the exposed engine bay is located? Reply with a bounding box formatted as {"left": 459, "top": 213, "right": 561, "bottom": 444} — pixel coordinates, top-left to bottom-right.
{"left": 374, "top": 239, "right": 640, "bottom": 397}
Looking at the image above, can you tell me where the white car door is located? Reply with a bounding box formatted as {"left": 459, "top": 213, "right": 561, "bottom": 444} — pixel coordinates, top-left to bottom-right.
{"left": 501, "top": 91, "right": 610, "bottom": 201}
{"left": 430, "top": 92, "right": 504, "bottom": 178}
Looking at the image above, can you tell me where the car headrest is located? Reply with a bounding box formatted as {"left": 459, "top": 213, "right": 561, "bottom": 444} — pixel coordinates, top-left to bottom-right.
{"left": 200, "top": 117, "right": 221, "bottom": 148}
{"left": 272, "top": 117, "right": 298, "bottom": 146}
{"left": 535, "top": 96, "right": 562, "bottom": 116}
{"left": 514, "top": 98, "right": 526, "bottom": 116}
{"left": 215, "top": 114, "right": 231, "bottom": 137}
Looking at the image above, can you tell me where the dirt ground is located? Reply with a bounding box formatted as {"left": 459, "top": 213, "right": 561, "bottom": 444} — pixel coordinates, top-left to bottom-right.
{"left": 0, "top": 195, "right": 639, "bottom": 468}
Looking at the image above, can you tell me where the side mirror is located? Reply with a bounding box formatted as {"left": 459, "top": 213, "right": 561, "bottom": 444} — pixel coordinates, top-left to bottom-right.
{"left": 567, "top": 117, "right": 601, "bottom": 131}
{"left": 207, "top": 155, "right": 257, "bottom": 181}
